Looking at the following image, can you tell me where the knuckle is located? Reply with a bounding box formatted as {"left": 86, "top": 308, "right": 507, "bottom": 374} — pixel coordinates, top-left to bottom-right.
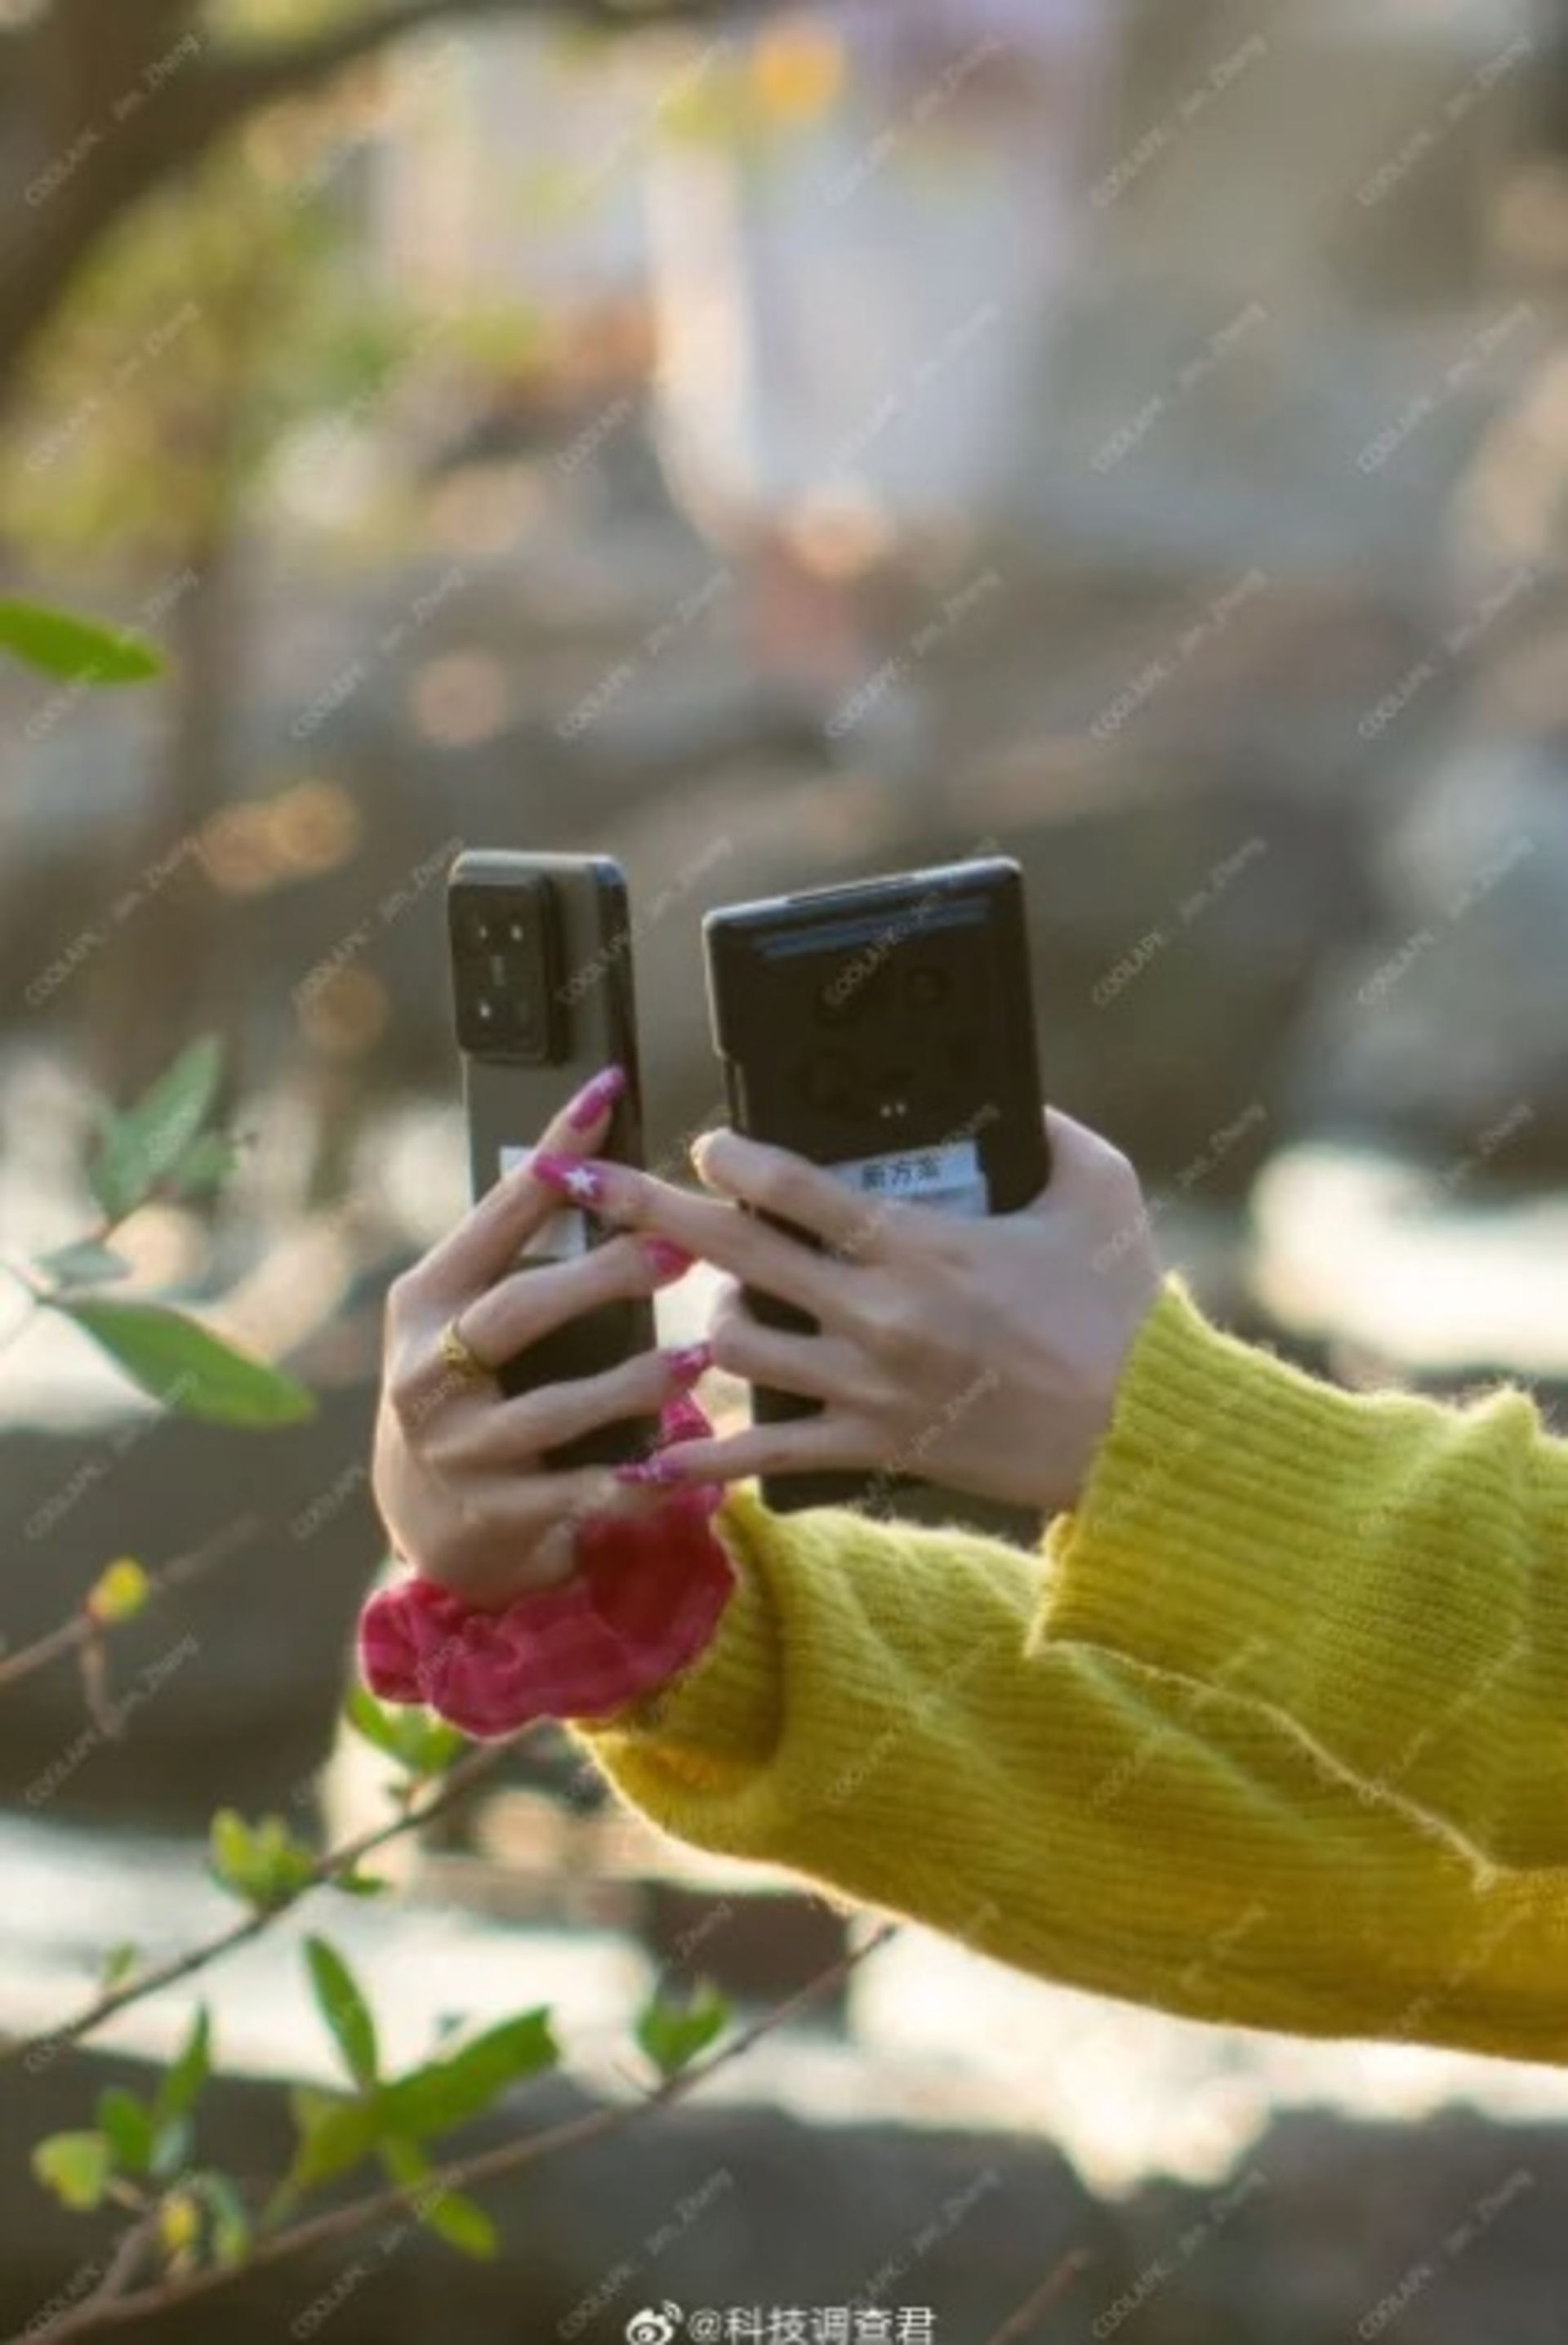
{"left": 604, "top": 1231, "right": 657, "bottom": 1291}
{"left": 385, "top": 1369, "right": 426, "bottom": 1436}
{"left": 491, "top": 1389, "right": 549, "bottom": 1454}
{"left": 382, "top": 1268, "right": 420, "bottom": 1336}
{"left": 1092, "top": 1138, "right": 1139, "bottom": 1193}
{"left": 744, "top": 1434, "right": 791, "bottom": 1479}
{"left": 603, "top": 1167, "right": 651, "bottom": 1226}
{"left": 857, "top": 1283, "right": 915, "bottom": 1353}
{"left": 707, "top": 1309, "right": 753, "bottom": 1376}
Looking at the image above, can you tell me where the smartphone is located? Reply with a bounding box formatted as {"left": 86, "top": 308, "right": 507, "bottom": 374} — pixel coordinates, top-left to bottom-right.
{"left": 448, "top": 849, "right": 656, "bottom": 1471}
{"left": 703, "top": 857, "right": 1049, "bottom": 1526}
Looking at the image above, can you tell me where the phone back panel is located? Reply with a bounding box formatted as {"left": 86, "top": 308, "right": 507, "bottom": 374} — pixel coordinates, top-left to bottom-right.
{"left": 704, "top": 858, "right": 1048, "bottom": 1529}
{"left": 450, "top": 851, "right": 656, "bottom": 1472}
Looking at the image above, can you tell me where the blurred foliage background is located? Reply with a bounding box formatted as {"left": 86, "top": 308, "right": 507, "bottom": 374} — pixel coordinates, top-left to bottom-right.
{"left": 7, "top": 0, "right": 1568, "bottom": 2335}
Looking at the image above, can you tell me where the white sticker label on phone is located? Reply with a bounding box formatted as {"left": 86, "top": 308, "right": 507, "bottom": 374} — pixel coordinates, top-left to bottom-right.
{"left": 825, "top": 1138, "right": 989, "bottom": 1217}
{"left": 499, "top": 1146, "right": 590, "bottom": 1259}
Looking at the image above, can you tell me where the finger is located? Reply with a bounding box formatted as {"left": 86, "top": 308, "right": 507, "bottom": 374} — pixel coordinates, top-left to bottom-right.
{"left": 454, "top": 1232, "right": 671, "bottom": 1375}
{"left": 707, "top": 1280, "right": 856, "bottom": 1403}
{"left": 423, "top": 1463, "right": 623, "bottom": 1602}
{"left": 462, "top": 1344, "right": 711, "bottom": 1467}
{"left": 535, "top": 1158, "right": 853, "bottom": 1329}
{"left": 1029, "top": 1106, "right": 1137, "bottom": 1212}
{"left": 617, "top": 1412, "right": 866, "bottom": 1490}
{"left": 691, "top": 1128, "right": 884, "bottom": 1259}
{"left": 419, "top": 1063, "right": 630, "bottom": 1306}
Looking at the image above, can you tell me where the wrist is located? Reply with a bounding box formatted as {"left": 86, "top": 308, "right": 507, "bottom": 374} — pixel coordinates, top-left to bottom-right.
{"left": 359, "top": 1488, "right": 736, "bottom": 1739}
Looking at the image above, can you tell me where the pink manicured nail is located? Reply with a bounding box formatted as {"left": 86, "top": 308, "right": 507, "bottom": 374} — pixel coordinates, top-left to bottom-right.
{"left": 567, "top": 1064, "right": 627, "bottom": 1131}
{"left": 613, "top": 1451, "right": 694, "bottom": 1489}
{"left": 661, "top": 1393, "right": 710, "bottom": 1444}
{"left": 662, "top": 1340, "right": 714, "bottom": 1391}
{"left": 531, "top": 1152, "right": 607, "bottom": 1206}
{"left": 644, "top": 1238, "right": 696, "bottom": 1284}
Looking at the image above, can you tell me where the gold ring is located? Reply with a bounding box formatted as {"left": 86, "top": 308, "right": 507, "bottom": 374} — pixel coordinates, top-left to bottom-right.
{"left": 438, "top": 1315, "right": 493, "bottom": 1389}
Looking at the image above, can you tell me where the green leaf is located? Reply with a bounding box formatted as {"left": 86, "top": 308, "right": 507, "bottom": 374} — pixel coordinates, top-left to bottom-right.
{"left": 34, "top": 1240, "right": 131, "bottom": 1290}
{"left": 419, "top": 2187, "right": 499, "bottom": 2260}
{"left": 209, "top": 1808, "right": 254, "bottom": 1897}
{"left": 333, "top": 1868, "right": 391, "bottom": 1898}
{"left": 168, "top": 1130, "right": 239, "bottom": 1201}
{"left": 305, "top": 1937, "right": 380, "bottom": 2089}
{"left": 210, "top": 1812, "right": 317, "bottom": 1910}
{"left": 150, "top": 2115, "right": 193, "bottom": 2182}
{"left": 206, "top": 1810, "right": 306, "bottom": 1904}
{"left": 286, "top": 2088, "right": 381, "bottom": 2193}
{"left": 345, "top": 1686, "right": 467, "bottom": 1777}
{"left": 190, "top": 2170, "right": 252, "bottom": 2269}
{"left": 52, "top": 1299, "right": 314, "bottom": 1427}
{"left": 32, "top": 2133, "right": 111, "bottom": 2212}
{"left": 95, "top": 2088, "right": 154, "bottom": 2177}
{"left": 256, "top": 1817, "right": 318, "bottom": 1900}
{"left": 0, "top": 600, "right": 163, "bottom": 685}
{"left": 345, "top": 1683, "right": 412, "bottom": 1763}
{"left": 377, "top": 2136, "right": 497, "bottom": 2261}
{"left": 154, "top": 2007, "right": 212, "bottom": 2129}
{"left": 88, "top": 1037, "right": 223, "bottom": 1219}
{"left": 378, "top": 2138, "right": 497, "bottom": 2258}
{"left": 99, "top": 1941, "right": 140, "bottom": 1992}
{"left": 378, "top": 2008, "right": 558, "bottom": 2139}
{"left": 635, "top": 1979, "right": 728, "bottom": 2079}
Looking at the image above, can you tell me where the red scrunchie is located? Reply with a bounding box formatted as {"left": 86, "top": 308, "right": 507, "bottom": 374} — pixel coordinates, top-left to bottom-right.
{"left": 357, "top": 1399, "right": 731, "bottom": 1739}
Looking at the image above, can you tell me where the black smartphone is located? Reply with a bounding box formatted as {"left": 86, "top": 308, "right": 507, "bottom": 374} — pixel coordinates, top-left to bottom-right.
{"left": 703, "top": 857, "right": 1049, "bottom": 1527}
{"left": 448, "top": 849, "right": 657, "bottom": 1472}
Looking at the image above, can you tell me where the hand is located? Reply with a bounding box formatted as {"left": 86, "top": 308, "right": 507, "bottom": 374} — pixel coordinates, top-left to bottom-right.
{"left": 372, "top": 1066, "right": 709, "bottom": 1607}
{"left": 532, "top": 1108, "right": 1162, "bottom": 1519}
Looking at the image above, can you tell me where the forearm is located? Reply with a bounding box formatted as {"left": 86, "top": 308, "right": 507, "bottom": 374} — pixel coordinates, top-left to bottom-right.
{"left": 570, "top": 1484, "right": 1568, "bottom": 2065}
{"left": 1040, "top": 1279, "right": 1568, "bottom": 1872}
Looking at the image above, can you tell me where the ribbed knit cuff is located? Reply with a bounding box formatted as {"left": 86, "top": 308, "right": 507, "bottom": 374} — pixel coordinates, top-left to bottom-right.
{"left": 1035, "top": 1273, "right": 1430, "bottom": 1695}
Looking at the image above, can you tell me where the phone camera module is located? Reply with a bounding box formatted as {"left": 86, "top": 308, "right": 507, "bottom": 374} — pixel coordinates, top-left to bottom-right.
{"left": 452, "top": 881, "right": 561, "bottom": 1063}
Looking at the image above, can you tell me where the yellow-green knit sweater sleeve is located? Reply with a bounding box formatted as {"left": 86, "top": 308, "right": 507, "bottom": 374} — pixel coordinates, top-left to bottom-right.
{"left": 570, "top": 1281, "right": 1568, "bottom": 2064}
{"left": 1040, "top": 1277, "right": 1568, "bottom": 1874}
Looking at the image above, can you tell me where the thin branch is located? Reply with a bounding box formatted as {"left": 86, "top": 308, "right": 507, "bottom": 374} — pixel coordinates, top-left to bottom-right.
{"left": 985, "top": 2247, "right": 1094, "bottom": 2344}
{"left": 0, "top": 1514, "right": 259, "bottom": 1696}
{"left": 69, "top": 2213, "right": 160, "bottom": 2334}
{"left": 1, "top": 1734, "right": 518, "bottom": 2071}
{"left": 20, "top": 1923, "right": 898, "bottom": 2340}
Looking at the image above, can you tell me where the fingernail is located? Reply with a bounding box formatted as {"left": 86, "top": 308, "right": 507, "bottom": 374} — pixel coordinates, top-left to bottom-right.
{"left": 568, "top": 1064, "right": 627, "bottom": 1131}
{"left": 662, "top": 1340, "right": 714, "bottom": 1391}
{"left": 613, "top": 1453, "right": 690, "bottom": 1489}
{"left": 532, "top": 1152, "right": 606, "bottom": 1206}
{"left": 662, "top": 1393, "right": 710, "bottom": 1444}
{"left": 644, "top": 1238, "right": 695, "bottom": 1284}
